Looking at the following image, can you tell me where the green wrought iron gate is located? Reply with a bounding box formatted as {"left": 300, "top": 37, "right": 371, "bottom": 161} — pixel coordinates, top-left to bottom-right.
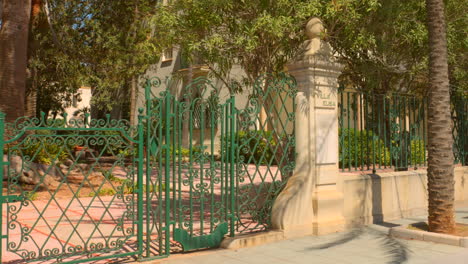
{"left": 0, "top": 74, "right": 297, "bottom": 263}
{"left": 141, "top": 77, "right": 237, "bottom": 258}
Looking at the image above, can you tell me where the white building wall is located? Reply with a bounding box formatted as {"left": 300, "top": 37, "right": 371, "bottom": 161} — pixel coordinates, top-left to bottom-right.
{"left": 63, "top": 87, "right": 92, "bottom": 118}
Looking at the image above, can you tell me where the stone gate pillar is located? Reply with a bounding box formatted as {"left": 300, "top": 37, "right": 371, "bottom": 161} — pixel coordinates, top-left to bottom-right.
{"left": 271, "top": 18, "right": 344, "bottom": 237}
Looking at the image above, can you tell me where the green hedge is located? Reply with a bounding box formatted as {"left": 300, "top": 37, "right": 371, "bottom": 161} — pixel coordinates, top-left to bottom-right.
{"left": 339, "top": 128, "right": 391, "bottom": 169}
{"left": 223, "top": 130, "right": 278, "bottom": 165}
{"left": 236, "top": 130, "right": 278, "bottom": 165}
{"left": 391, "top": 136, "right": 426, "bottom": 167}
{"left": 410, "top": 139, "right": 426, "bottom": 165}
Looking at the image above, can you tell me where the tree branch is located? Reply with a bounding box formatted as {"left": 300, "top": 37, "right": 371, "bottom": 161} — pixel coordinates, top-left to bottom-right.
{"left": 43, "top": 0, "right": 61, "bottom": 48}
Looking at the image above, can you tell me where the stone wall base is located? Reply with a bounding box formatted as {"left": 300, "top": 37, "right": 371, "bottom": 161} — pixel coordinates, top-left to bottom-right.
{"left": 343, "top": 166, "right": 468, "bottom": 227}
{"left": 311, "top": 189, "right": 345, "bottom": 236}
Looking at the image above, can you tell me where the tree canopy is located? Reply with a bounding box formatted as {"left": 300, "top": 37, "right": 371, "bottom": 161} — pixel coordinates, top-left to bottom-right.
{"left": 27, "top": 0, "right": 165, "bottom": 117}
{"left": 154, "top": 0, "right": 467, "bottom": 94}
{"left": 3, "top": 0, "right": 466, "bottom": 118}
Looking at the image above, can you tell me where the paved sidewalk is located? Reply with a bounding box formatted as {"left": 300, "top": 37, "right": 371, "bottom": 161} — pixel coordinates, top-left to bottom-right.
{"left": 154, "top": 226, "right": 468, "bottom": 264}
{"left": 154, "top": 207, "right": 468, "bottom": 264}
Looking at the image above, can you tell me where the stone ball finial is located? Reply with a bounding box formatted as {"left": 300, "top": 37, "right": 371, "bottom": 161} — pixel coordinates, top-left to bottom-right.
{"left": 305, "top": 17, "right": 324, "bottom": 40}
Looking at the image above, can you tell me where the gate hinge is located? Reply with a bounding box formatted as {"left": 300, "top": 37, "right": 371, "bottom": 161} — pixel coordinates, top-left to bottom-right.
{"left": 0, "top": 195, "right": 21, "bottom": 203}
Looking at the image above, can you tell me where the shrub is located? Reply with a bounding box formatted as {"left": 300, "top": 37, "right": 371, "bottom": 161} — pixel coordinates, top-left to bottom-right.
{"left": 410, "top": 139, "right": 426, "bottom": 165}
{"left": 24, "top": 191, "right": 38, "bottom": 201}
{"left": 390, "top": 134, "right": 426, "bottom": 168}
{"left": 118, "top": 148, "right": 137, "bottom": 158}
{"left": 122, "top": 183, "right": 164, "bottom": 194}
{"left": 339, "top": 128, "right": 390, "bottom": 169}
{"left": 225, "top": 130, "right": 278, "bottom": 165}
{"left": 21, "top": 138, "right": 69, "bottom": 165}
{"left": 89, "top": 188, "right": 116, "bottom": 197}
{"left": 150, "top": 147, "right": 192, "bottom": 163}
{"left": 105, "top": 171, "right": 125, "bottom": 184}
{"left": 94, "top": 131, "right": 127, "bottom": 156}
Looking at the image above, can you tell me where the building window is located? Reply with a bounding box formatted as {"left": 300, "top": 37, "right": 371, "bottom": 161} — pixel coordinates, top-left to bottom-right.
{"left": 162, "top": 48, "right": 173, "bottom": 62}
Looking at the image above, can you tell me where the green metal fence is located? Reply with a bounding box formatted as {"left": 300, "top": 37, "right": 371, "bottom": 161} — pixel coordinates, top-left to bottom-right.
{"left": 452, "top": 92, "right": 468, "bottom": 166}
{"left": 338, "top": 90, "right": 467, "bottom": 172}
{"left": 0, "top": 74, "right": 297, "bottom": 263}
{"left": 0, "top": 113, "right": 142, "bottom": 263}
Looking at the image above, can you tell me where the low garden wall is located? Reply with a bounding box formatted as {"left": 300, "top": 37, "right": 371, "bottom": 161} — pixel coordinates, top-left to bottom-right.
{"left": 342, "top": 166, "right": 468, "bottom": 227}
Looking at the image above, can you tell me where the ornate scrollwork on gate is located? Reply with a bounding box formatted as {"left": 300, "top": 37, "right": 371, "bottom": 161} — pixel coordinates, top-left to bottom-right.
{"left": 235, "top": 73, "right": 297, "bottom": 233}
{"left": 2, "top": 112, "right": 139, "bottom": 263}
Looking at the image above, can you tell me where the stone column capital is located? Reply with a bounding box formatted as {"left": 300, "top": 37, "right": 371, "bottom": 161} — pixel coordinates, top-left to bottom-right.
{"left": 287, "top": 55, "right": 343, "bottom": 74}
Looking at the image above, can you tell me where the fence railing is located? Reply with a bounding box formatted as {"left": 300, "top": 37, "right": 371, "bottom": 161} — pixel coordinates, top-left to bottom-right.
{"left": 338, "top": 90, "right": 467, "bottom": 173}
{"left": 452, "top": 93, "right": 468, "bottom": 166}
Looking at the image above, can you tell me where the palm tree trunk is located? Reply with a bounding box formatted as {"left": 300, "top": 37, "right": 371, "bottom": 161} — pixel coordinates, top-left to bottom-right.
{"left": 426, "top": 0, "right": 455, "bottom": 234}
{"left": 0, "top": 0, "right": 32, "bottom": 122}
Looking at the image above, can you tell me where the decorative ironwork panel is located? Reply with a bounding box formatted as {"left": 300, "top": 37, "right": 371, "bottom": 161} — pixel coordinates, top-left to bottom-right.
{"left": 142, "top": 77, "right": 234, "bottom": 257}
{"left": 235, "top": 73, "right": 297, "bottom": 233}
{"left": 0, "top": 113, "right": 142, "bottom": 263}
{"left": 338, "top": 91, "right": 428, "bottom": 172}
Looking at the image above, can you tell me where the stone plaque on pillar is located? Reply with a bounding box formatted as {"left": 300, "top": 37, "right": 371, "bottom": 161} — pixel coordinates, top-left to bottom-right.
{"left": 315, "top": 110, "right": 338, "bottom": 164}
{"left": 316, "top": 89, "right": 337, "bottom": 109}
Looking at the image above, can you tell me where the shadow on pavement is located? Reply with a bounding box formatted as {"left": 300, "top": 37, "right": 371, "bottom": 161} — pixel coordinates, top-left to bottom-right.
{"left": 302, "top": 228, "right": 412, "bottom": 264}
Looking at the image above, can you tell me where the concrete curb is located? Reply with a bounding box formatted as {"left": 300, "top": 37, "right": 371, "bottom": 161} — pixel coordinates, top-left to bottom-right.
{"left": 220, "top": 231, "right": 285, "bottom": 249}
{"left": 390, "top": 226, "right": 468, "bottom": 248}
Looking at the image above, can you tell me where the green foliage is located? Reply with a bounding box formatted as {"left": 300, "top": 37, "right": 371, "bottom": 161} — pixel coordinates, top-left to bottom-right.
{"left": 410, "top": 139, "right": 426, "bottom": 165}
{"left": 105, "top": 171, "right": 125, "bottom": 184}
{"left": 154, "top": 0, "right": 325, "bottom": 88}
{"left": 88, "top": 183, "right": 166, "bottom": 196}
{"left": 151, "top": 147, "right": 192, "bottom": 163}
{"left": 390, "top": 133, "right": 425, "bottom": 168}
{"left": 122, "top": 183, "right": 164, "bottom": 194}
{"left": 451, "top": 91, "right": 468, "bottom": 165}
{"left": 102, "top": 170, "right": 167, "bottom": 194}
{"left": 25, "top": 0, "right": 466, "bottom": 118}
{"left": 339, "top": 128, "right": 390, "bottom": 168}
{"left": 89, "top": 188, "right": 117, "bottom": 197}
{"left": 325, "top": 0, "right": 467, "bottom": 94}
{"left": 228, "top": 130, "right": 277, "bottom": 165}
{"left": 24, "top": 191, "right": 38, "bottom": 201}
{"left": 170, "top": 147, "right": 191, "bottom": 158}
{"left": 153, "top": 0, "right": 466, "bottom": 95}
{"left": 29, "top": 0, "right": 164, "bottom": 115}
{"left": 118, "top": 148, "right": 137, "bottom": 158}
{"left": 21, "top": 138, "right": 69, "bottom": 165}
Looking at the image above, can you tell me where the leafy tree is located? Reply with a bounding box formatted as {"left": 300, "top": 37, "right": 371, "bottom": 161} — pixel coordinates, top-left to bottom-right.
{"left": 27, "top": 0, "right": 84, "bottom": 116}
{"left": 153, "top": 0, "right": 329, "bottom": 89}
{"left": 25, "top": 0, "right": 164, "bottom": 123}
{"left": 325, "top": 0, "right": 467, "bottom": 94}
{"left": 155, "top": 0, "right": 466, "bottom": 95}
